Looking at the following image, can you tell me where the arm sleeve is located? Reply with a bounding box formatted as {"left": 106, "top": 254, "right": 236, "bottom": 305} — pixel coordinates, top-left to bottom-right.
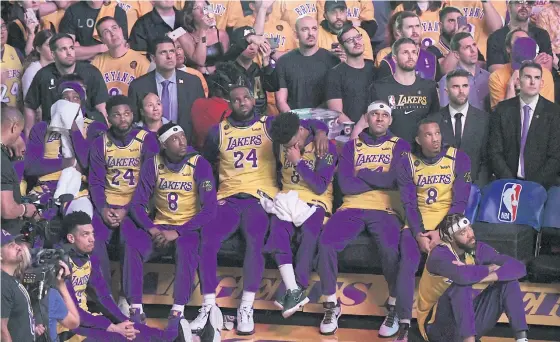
{"left": 449, "top": 151, "right": 472, "bottom": 214}
{"left": 202, "top": 125, "right": 220, "bottom": 167}
{"left": 376, "top": 60, "right": 392, "bottom": 80}
{"left": 488, "top": 107, "right": 515, "bottom": 179}
{"left": 88, "top": 136, "right": 108, "bottom": 214}
{"left": 426, "top": 247, "right": 491, "bottom": 285}
{"left": 538, "top": 29, "right": 553, "bottom": 57}
{"left": 58, "top": 8, "right": 76, "bottom": 35}
{"left": 429, "top": 82, "right": 440, "bottom": 113}
{"left": 72, "top": 121, "right": 108, "bottom": 170}
{"left": 296, "top": 142, "right": 337, "bottom": 195}
{"left": 141, "top": 133, "right": 160, "bottom": 163}
{"left": 299, "top": 118, "right": 329, "bottom": 135}
{"left": 477, "top": 243, "right": 527, "bottom": 281}
{"left": 176, "top": 158, "right": 217, "bottom": 234}
{"left": 87, "top": 66, "right": 109, "bottom": 108}
{"left": 261, "top": 66, "right": 278, "bottom": 92}
{"left": 488, "top": 72, "right": 507, "bottom": 109}
{"left": 48, "top": 289, "right": 68, "bottom": 321}
{"left": 24, "top": 70, "right": 42, "bottom": 110}
{"left": 89, "top": 258, "right": 129, "bottom": 323}
{"left": 114, "top": 6, "right": 129, "bottom": 40}
{"left": 396, "top": 153, "right": 425, "bottom": 236}
{"left": 486, "top": 32, "right": 506, "bottom": 68}
{"left": 64, "top": 278, "right": 112, "bottom": 329}
{"left": 275, "top": 59, "right": 288, "bottom": 89}
{"left": 129, "top": 157, "right": 156, "bottom": 230}
{"left": 532, "top": 110, "right": 560, "bottom": 186}
{"left": 357, "top": 139, "right": 410, "bottom": 189}
{"left": 325, "top": 68, "right": 342, "bottom": 101}
{"left": 128, "top": 19, "right": 148, "bottom": 52}
{"left": 24, "top": 124, "right": 64, "bottom": 177}
{"left": 1, "top": 282, "right": 13, "bottom": 318}
{"left": 337, "top": 140, "right": 372, "bottom": 195}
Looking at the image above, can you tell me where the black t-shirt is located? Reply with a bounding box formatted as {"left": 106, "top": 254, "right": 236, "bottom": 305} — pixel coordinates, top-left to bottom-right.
{"left": 486, "top": 24, "right": 553, "bottom": 68}
{"left": 325, "top": 61, "right": 375, "bottom": 122}
{"left": 275, "top": 48, "right": 340, "bottom": 109}
{"left": 370, "top": 76, "right": 440, "bottom": 144}
{"left": 1, "top": 147, "right": 22, "bottom": 234}
{"left": 1, "top": 271, "right": 35, "bottom": 342}
{"left": 59, "top": 1, "right": 128, "bottom": 47}
{"left": 24, "top": 62, "right": 108, "bottom": 121}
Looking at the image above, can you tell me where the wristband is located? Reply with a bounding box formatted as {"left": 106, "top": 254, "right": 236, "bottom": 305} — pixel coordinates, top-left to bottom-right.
{"left": 20, "top": 204, "right": 27, "bottom": 218}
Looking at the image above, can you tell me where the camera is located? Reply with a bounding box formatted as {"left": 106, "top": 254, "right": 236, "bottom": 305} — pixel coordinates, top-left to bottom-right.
{"left": 22, "top": 248, "right": 71, "bottom": 299}
{"left": 20, "top": 194, "right": 74, "bottom": 247}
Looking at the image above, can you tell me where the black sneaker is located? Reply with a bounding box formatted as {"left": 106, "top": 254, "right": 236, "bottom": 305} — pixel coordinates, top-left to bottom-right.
{"left": 281, "top": 286, "right": 309, "bottom": 318}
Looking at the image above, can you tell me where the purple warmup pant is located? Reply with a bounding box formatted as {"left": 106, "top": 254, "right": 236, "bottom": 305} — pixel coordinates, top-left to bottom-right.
{"left": 396, "top": 228, "right": 421, "bottom": 320}
{"left": 74, "top": 314, "right": 180, "bottom": 341}
{"left": 121, "top": 217, "right": 199, "bottom": 305}
{"left": 264, "top": 207, "right": 325, "bottom": 288}
{"left": 91, "top": 211, "right": 120, "bottom": 288}
{"left": 199, "top": 197, "right": 270, "bottom": 294}
{"left": 426, "top": 281, "right": 528, "bottom": 341}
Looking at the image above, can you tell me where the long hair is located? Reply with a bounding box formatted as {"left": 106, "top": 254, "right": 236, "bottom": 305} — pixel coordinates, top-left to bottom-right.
{"left": 14, "top": 243, "right": 32, "bottom": 279}
{"left": 22, "top": 29, "right": 53, "bottom": 72}
{"left": 182, "top": 0, "right": 210, "bottom": 33}
{"left": 402, "top": 1, "right": 442, "bottom": 16}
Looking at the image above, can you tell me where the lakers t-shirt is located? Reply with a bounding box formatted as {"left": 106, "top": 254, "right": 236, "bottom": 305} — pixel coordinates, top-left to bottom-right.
{"left": 91, "top": 49, "right": 150, "bottom": 96}
{"left": 0, "top": 44, "right": 23, "bottom": 107}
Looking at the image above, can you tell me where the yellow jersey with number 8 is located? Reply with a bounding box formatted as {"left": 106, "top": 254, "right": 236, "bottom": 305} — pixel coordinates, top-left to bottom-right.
{"left": 0, "top": 44, "right": 22, "bottom": 107}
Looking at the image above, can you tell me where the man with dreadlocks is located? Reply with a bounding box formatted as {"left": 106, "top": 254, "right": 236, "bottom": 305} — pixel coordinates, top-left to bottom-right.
{"left": 264, "top": 111, "right": 337, "bottom": 318}
{"left": 193, "top": 79, "right": 330, "bottom": 336}
{"left": 417, "top": 213, "right": 529, "bottom": 342}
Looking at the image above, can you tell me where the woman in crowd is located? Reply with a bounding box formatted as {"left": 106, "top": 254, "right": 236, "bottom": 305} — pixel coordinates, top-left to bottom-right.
{"left": 22, "top": 29, "right": 53, "bottom": 99}
{"left": 136, "top": 92, "right": 168, "bottom": 134}
{"left": 6, "top": 0, "right": 45, "bottom": 55}
{"left": 375, "top": 11, "right": 402, "bottom": 67}
{"left": 178, "top": 0, "right": 229, "bottom": 75}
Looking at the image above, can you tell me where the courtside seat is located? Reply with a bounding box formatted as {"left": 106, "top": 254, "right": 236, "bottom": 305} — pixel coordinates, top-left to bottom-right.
{"left": 473, "top": 179, "right": 547, "bottom": 263}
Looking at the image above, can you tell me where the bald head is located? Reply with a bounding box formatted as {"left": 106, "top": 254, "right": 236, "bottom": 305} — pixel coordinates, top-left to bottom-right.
{"left": 1, "top": 107, "right": 24, "bottom": 146}
{"left": 295, "top": 16, "right": 318, "bottom": 49}
{"left": 295, "top": 15, "right": 317, "bottom": 31}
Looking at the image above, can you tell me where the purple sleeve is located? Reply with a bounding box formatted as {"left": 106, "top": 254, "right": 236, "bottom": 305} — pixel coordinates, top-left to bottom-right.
{"left": 71, "top": 122, "right": 107, "bottom": 170}
{"left": 88, "top": 136, "right": 108, "bottom": 215}
{"left": 426, "top": 246, "right": 491, "bottom": 285}
{"left": 300, "top": 118, "right": 329, "bottom": 135}
{"left": 357, "top": 139, "right": 411, "bottom": 189}
{"left": 89, "top": 257, "right": 129, "bottom": 323}
{"left": 141, "top": 132, "right": 160, "bottom": 162}
{"left": 176, "top": 157, "right": 217, "bottom": 234}
{"left": 476, "top": 242, "right": 527, "bottom": 281}
{"left": 129, "top": 157, "right": 157, "bottom": 230}
{"left": 337, "top": 140, "right": 372, "bottom": 195}
{"left": 24, "top": 123, "right": 64, "bottom": 177}
{"left": 449, "top": 150, "right": 472, "bottom": 214}
{"left": 64, "top": 277, "right": 112, "bottom": 329}
{"left": 202, "top": 125, "right": 220, "bottom": 167}
{"left": 296, "top": 141, "right": 337, "bottom": 195}
{"left": 396, "top": 153, "right": 425, "bottom": 236}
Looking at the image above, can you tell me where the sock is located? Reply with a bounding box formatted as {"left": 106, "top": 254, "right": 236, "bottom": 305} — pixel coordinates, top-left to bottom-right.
{"left": 399, "top": 319, "right": 411, "bottom": 325}
{"left": 278, "top": 264, "right": 298, "bottom": 291}
{"left": 240, "top": 291, "right": 255, "bottom": 308}
{"left": 387, "top": 296, "right": 396, "bottom": 306}
{"left": 516, "top": 339, "right": 528, "bottom": 342}
{"left": 203, "top": 293, "right": 216, "bottom": 306}
{"left": 172, "top": 304, "right": 184, "bottom": 315}
{"left": 131, "top": 304, "right": 143, "bottom": 314}
{"left": 326, "top": 294, "right": 337, "bottom": 304}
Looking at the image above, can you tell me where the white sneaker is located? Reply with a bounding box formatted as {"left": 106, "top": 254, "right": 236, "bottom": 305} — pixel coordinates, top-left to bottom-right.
{"left": 190, "top": 304, "right": 214, "bottom": 332}
{"left": 198, "top": 305, "right": 223, "bottom": 342}
{"left": 117, "top": 296, "right": 130, "bottom": 318}
{"left": 178, "top": 318, "right": 193, "bottom": 342}
{"left": 236, "top": 305, "right": 255, "bottom": 335}
{"left": 379, "top": 306, "right": 399, "bottom": 337}
{"left": 319, "top": 302, "right": 341, "bottom": 335}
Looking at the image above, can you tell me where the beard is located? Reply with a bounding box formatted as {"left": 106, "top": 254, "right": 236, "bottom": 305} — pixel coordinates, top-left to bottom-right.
{"left": 346, "top": 50, "right": 364, "bottom": 58}
{"left": 441, "top": 30, "right": 454, "bottom": 43}
{"left": 456, "top": 239, "right": 476, "bottom": 254}
{"left": 397, "top": 61, "right": 416, "bottom": 72}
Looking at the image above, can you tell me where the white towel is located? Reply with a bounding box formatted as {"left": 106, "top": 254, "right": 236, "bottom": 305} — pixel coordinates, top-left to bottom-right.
{"left": 53, "top": 166, "right": 82, "bottom": 200}
{"left": 49, "top": 99, "right": 84, "bottom": 135}
{"left": 259, "top": 190, "right": 317, "bottom": 227}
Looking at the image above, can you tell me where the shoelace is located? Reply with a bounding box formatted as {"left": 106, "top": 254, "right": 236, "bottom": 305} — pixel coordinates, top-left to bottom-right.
{"left": 195, "top": 304, "right": 212, "bottom": 321}
{"left": 396, "top": 325, "right": 409, "bottom": 340}
{"left": 323, "top": 308, "right": 335, "bottom": 324}
{"left": 239, "top": 306, "right": 252, "bottom": 322}
{"left": 384, "top": 310, "right": 397, "bottom": 327}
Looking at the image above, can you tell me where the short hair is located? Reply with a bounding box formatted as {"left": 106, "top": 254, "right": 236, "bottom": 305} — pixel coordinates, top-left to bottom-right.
{"left": 49, "top": 33, "right": 74, "bottom": 52}
{"left": 439, "top": 6, "right": 462, "bottom": 22}
{"left": 416, "top": 117, "right": 440, "bottom": 136}
{"left": 519, "top": 60, "right": 542, "bottom": 76}
{"left": 437, "top": 213, "right": 468, "bottom": 242}
{"left": 106, "top": 94, "right": 133, "bottom": 114}
{"left": 95, "top": 16, "right": 118, "bottom": 37}
{"left": 450, "top": 32, "right": 473, "bottom": 52}
{"left": 148, "top": 36, "right": 175, "bottom": 56}
{"left": 269, "top": 112, "right": 301, "bottom": 145}
{"left": 395, "top": 11, "right": 419, "bottom": 32}
{"left": 505, "top": 28, "right": 527, "bottom": 49}
{"left": 337, "top": 24, "right": 359, "bottom": 45}
{"left": 391, "top": 37, "right": 416, "bottom": 56}
{"left": 446, "top": 68, "right": 471, "bottom": 83}
{"left": 62, "top": 211, "right": 92, "bottom": 237}
{"left": 0, "top": 106, "right": 24, "bottom": 126}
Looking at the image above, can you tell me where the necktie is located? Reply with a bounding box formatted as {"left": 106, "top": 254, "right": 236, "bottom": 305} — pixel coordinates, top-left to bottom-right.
{"left": 454, "top": 112, "right": 463, "bottom": 148}
{"left": 519, "top": 105, "right": 531, "bottom": 178}
{"left": 161, "top": 80, "right": 171, "bottom": 121}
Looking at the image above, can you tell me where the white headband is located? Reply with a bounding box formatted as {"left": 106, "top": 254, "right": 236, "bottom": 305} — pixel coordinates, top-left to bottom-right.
{"left": 447, "top": 217, "right": 471, "bottom": 237}
{"left": 158, "top": 125, "right": 184, "bottom": 143}
{"left": 367, "top": 102, "right": 392, "bottom": 116}
{"left": 62, "top": 88, "right": 75, "bottom": 94}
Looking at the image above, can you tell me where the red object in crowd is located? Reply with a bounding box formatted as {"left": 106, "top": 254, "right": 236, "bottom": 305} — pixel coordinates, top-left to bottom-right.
{"left": 191, "top": 97, "right": 231, "bottom": 151}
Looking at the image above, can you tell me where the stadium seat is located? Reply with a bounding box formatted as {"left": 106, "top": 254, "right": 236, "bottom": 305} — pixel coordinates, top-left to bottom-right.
{"left": 473, "top": 179, "right": 547, "bottom": 263}
{"left": 465, "top": 184, "right": 481, "bottom": 223}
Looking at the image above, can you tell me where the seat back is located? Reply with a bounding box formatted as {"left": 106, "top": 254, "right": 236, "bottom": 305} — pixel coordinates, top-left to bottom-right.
{"left": 465, "top": 184, "right": 481, "bottom": 223}
{"left": 476, "top": 179, "right": 547, "bottom": 230}
{"left": 543, "top": 186, "right": 560, "bottom": 229}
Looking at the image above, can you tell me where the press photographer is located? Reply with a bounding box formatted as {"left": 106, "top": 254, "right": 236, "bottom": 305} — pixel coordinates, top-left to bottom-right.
{"left": 1, "top": 107, "right": 38, "bottom": 234}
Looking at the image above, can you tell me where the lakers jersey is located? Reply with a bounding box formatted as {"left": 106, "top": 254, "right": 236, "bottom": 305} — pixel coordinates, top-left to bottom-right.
{"left": 210, "top": 0, "right": 244, "bottom": 31}
{"left": 217, "top": 117, "right": 278, "bottom": 200}
{"left": 280, "top": 141, "right": 334, "bottom": 214}
{"left": 417, "top": 243, "right": 475, "bottom": 340}
{"left": 103, "top": 130, "right": 147, "bottom": 206}
{"left": 339, "top": 137, "right": 402, "bottom": 213}
{"left": 41, "top": 9, "right": 65, "bottom": 32}
{"left": 408, "top": 147, "right": 457, "bottom": 230}
{"left": 394, "top": 5, "right": 442, "bottom": 48}
{"left": 117, "top": 1, "right": 153, "bottom": 35}
{"left": 153, "top": 154, "right": 200, "bottom": 226}
{"left": 318, "top": 0, "right": 375, "bottom": 22}
{"left": 91, "top": 49, "right": 150, "bottom": 96}
{"left": 271, "top": 0, "right": 319, "bottom": 29}
{"left": 0, "top": 44, "right": 22, "bottom": 107}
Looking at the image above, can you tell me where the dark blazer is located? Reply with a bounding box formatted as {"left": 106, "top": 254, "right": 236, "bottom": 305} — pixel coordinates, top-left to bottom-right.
{"left": 428, "top": 105, "right": 490, "bottom": 186}
{"left": 128, "top": 70, "right": 205, "bottom": 144}
{"left": 489, "top": 96, "right": 560, "bottom": 189}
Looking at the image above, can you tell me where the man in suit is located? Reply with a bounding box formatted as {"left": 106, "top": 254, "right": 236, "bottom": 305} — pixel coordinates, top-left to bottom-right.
{"left": 429, "top": 69, "right": 490, "bottom": 187}
{"left": 128, "top": 36, "right": 205, "bottom": 144}
{"left": 489, "top": 61, "right": 560, "bottom": 189}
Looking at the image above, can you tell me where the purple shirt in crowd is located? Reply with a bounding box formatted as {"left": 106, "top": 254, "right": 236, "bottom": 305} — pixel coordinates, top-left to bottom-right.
{"left": 438, "top": 66, "right": 490, "bottom": 111}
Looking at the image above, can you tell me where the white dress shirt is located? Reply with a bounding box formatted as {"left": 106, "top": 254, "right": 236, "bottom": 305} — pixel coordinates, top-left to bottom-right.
{"left": 517, "top": 95, "right": 539, "bottom": 178}
{"left": 449, "top": 102, "right": 469, "bottom": 137}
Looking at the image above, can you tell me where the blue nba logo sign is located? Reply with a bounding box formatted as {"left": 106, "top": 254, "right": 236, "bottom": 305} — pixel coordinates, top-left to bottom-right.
{"left": 498, "top": 183, "right": 522, "bottom": 222}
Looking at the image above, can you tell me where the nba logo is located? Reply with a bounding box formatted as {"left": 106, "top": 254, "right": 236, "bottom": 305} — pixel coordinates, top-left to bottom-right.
{"left": 388, "top": 95, "right": 396, "bottom": 109}
{"left": 498, "top": 183, "right": 522, "bottom": 222}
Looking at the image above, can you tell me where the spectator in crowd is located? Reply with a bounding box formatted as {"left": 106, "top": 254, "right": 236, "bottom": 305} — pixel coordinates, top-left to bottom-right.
{"left": 393, "top": 0, "right": 443, "bottom": 49}
{"left": 21, "top": 29, "right": 53, "bottom": 99}
{"left": 91, "top": 16, "right": 149, "bottom": 96}
{"left": 371, "top": 0, "right": 393, "bottom": 53}
{"left": 489, "top": 61, "right": 560, "bottom": 189}
{"left": 129, "top": 0, "right": 183, "bottom": 53}
{"left": 269, "top": 0, "right": 319, "bottom": 30}
{"left": 1, "top": 108, "right": 37, "bottom": 235}
{"left": 374, "top": 11, "right": 400, "bottom": 67}
{"left": 136, "top": 92, "right": 169, "bottom": 133}
{"left": 364, "top": 37, "right": 440, "bottom": 144}
{"left": 59, "top": 0, "right": 128, "bottom": 61}
{"left": 206, "top": 0, "right": 244, "bottom": 31}
{"left": 317, "top": 0, "right": 374, "bottom": 61}
{"left": 6, "top": 0, "right": 42, "bottom": 56}
{"left": 116, "top": 0, "right": 153, "bottom": 36}
{"left": 275, "top": 16, "right": 339, "bottom": 112}
{"left": 326, "top": 24, "right": 375, "bottom": 123}
{"left": 128, "top": 36, "right": 205, "bottom": 144}
{"left": 487, "top": 0, "right": 553, "bottom": 72}
{"left": 377, "top": 11, "right": 439, "bottom": 81}
{"left": 177, "top": 0, "right": 229, "bottom": 75}
{"left": 536, "top": 0, "right": 560, "bottom": 103}
{"left": 439, "top": 32, "right": 490, "bottom": 111}
{"left": 1, "top": 18, "right": 23, "bottom": 109}
{"left": 430, "top": 69, "right": 490, "bottom": 186}
{"left": 488, "top": 30, "right": 555, "bottom": 109}
{"left": 24, "top": 33, "right": 109, "bottom": 138}
{"left": 317, "top": 0, "right": 376, "bottom": 29}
